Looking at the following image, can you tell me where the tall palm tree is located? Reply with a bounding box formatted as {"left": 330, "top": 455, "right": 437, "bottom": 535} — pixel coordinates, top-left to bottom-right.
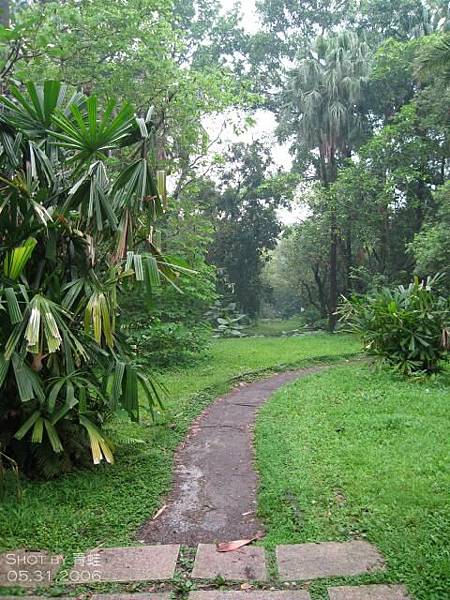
{"left": 283, "top": 32, "right": 370, "bottom": 330}
{"left": 415, "top": 32, "right": 450, "bottom": 82}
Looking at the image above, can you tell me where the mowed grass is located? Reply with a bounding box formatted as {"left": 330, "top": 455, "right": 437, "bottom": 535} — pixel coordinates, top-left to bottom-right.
{"left": 256, "top": 364, "right": 450, "bottom": 600}
{"left": 246, "top": 316, "right": 306, "bottom": 336}
{"left": 0, "top": 333, "right": 358, "bottom": 555}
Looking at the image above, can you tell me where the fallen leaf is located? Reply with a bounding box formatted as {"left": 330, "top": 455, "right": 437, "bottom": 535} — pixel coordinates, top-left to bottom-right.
{"left": 152, "top": 504, "right": 167, "bottom": 520}
{"left": 240, "top": 583, "right": 253, "bottom": 590}
{"left": 216, "top": 531, "right": 264, "bottom": 552}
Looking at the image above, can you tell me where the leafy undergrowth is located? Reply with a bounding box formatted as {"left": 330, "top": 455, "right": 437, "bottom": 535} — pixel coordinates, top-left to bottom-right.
{"left": 256, "top": 364, "right": 450, "bottom": 600}
{"left": 0, "top": 333, "right": 358, "bottom": 555}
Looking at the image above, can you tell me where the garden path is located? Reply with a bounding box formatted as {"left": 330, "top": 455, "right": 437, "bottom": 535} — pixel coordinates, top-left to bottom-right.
{"left": 0, "top": 365, "right": 412, "bottom": 598}
{"left": 139, "top": 367, "right": 324, "bottom": 545}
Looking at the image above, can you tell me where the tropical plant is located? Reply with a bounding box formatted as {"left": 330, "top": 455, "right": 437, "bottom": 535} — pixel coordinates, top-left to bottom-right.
{"left": 415, "top": 32, "right": 450, "bottom": 82}
{"left": 124, "top": 320, "right": 210, "bottom": 368}
{"left": 205, "top": 301, "right": 248, "bottom": 338}
{"left": 0, "top": 80, "right": 182, "bottom": 477}
{"left": 338, "top": 276, "right": 450, "bottom": 375}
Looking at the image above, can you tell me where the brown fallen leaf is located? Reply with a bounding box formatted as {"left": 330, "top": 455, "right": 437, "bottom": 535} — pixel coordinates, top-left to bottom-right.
{"left": 240, "top": 583, "right": 253, "bottom": 590}
{"left": 152, "top": 504, "right": 167, "bottom": 520}
{"left": 216, "top": 531, "right": 264, "bottom": 552}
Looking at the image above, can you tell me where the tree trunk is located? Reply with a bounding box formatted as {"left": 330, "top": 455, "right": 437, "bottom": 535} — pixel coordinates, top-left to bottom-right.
{"left": 0, "top": 0, "right": 9, "bottom": 26}
{"left": 327, "top": 150, "right": 338, "bottom": 332}
{"left": 344, "top": 224, "right": 352, "bottom": 294}
{"left": 328, "top": 209, "right": 338, "bottom": 331}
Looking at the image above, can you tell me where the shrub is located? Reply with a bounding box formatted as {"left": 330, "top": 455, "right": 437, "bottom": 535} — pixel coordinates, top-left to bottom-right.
{"left": 0, "top": 82, "right": 180, "bottom": 477}
{"left": 339, "top": 276, "right": 450, "bottom": 375}
{"left": 205, "top": 301, "right": 248, "bottom": 338}
{"left": 125, "top": 320, "right": 211, "bottom": 368}
{"left": 121, "top": 265, "right": 217, "bottom": 367}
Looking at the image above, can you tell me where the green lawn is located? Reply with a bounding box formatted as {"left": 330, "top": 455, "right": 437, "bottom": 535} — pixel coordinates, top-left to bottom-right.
{"left": 0, "top": 333, "right": 358, "bottom": 555}
{"left": 256, "top": 364, "right": 450, "bottom": 600}
{"left": 246, "top": 316, "right": 306, "bottom": 336}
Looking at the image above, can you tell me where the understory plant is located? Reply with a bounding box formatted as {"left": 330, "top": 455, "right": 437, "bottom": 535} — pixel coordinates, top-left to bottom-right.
{"left": 205, "top": 300, "right": 248, "bottom": 338}
{"left": 124, "top": 320, "right": 210, "bottom": 368}
{"left": 339, "top": 276, "right": 450, "bottom": 375}
{"left": 121, "top": 264, "right": 216, "bottom": 367}
{"left": 0, "top": 81, "right": 183, "bottom": 477}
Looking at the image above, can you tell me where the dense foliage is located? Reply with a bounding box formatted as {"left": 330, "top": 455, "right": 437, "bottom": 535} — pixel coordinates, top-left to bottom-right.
{"left": 0, "top": 81, "right": 180, "bottom": 476}
{"left": 339, "top": 277, "right": 450, "bottom": 374}
{"left": 264, "top": 5, "right": 449, "bottom": 328}
{"left": 0, "top": 0, "right": 449, "bottom": 477}
{"left": 206, "top": 142, "right": 296, "bottom": 316}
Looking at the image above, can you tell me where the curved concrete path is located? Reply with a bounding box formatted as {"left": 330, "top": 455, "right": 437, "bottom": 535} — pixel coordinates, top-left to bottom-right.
{"left": 139, "top": 366, "right": 325, "bottom": 545}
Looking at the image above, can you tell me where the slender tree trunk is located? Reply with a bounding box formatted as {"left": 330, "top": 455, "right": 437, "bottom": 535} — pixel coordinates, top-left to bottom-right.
{"left": 344, "top": 224, "right": 352, "bottom": 294}
{"left": 327, "top": 150, "right": 339, "bottom": 332}
{"left": 312, "top": 265, "right": 328, "bottom": 318}
{"left": 328, "top": 211, "right": 338, "bottom": 331}
{"left": 0, "top": 0, "right": 9, "bottom": 26}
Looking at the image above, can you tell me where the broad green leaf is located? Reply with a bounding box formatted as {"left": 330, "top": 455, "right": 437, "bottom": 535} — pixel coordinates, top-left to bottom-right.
{"left": 4, "top": 238, "right": 37, "bottom": 280}
{"left": 14, "top": 410, "right": 41, "bottom": 440}
{"left": 43, "top": 419, "right": 63, "bottom": 453}
{"left": 4, "top": 287, "right": 22, "bottom": 324}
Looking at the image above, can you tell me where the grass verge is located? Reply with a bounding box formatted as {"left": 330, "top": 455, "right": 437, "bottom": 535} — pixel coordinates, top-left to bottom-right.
{"left": 256, "top": 363, "right": 450, "bottom": 600}
{"left": 0, "top": 333, "right": 358, "bottom": 556}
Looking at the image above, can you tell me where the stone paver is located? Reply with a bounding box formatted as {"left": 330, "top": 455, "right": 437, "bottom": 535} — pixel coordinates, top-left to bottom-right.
{"left": 189, "top": 592, "right": 311, "bottom": 600}
{"left": 276, "top": 541, "right": 385, "bottom": 581}
{"left": 69, "top": 545, "right": 179, "bottom": 583}
{"left": 93, "top": 594, "right": 171, "bottom": 600}
{"left": 0, "top": 550, "right": 63, "bottom": 588}
{"left": 328, "top": 585, "right": 411, "bottom": 599}
{"left": 192, "top": 544, "right": 268, "bottom": 581}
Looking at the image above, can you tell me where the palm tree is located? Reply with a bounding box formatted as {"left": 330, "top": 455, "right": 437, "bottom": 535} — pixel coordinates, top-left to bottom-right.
{"left": 415, "top": 32, "right": 450, "bottom": 82}
{"left": 283, "top": 32, "right": 370, "bottom": 330}
{"left": 0, "top": 81, "right": 185, "bottom": 477}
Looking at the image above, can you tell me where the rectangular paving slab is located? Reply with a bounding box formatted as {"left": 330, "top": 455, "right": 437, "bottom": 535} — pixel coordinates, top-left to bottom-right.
{"left": 328, "top": 585, "right": 411, "bottom": 599}
{"left": 0, "top": 550, "right": 63, "bottom": 588}
{"left": 192, "top": 544, "right": 267, "bottom": 581}
{"left": 189, "top": 592, "right": 311, "bottom": 599}
{"left": 68, "top": 545, "right": 179, "bottom": 583}
{"left": 276, "top": 541, "right": 385, "bottom": 581}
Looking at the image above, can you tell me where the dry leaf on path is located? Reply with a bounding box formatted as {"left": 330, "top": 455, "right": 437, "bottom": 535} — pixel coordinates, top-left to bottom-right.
{"left": 216, "top": 531, "right": 264, "bottom": 552}
{"left": 152, "top": 504, "right": 167, "bottom": 520}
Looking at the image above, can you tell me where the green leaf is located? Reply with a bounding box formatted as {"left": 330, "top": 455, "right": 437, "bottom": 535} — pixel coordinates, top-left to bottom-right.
{"left": 14, "top": 410, "right": 41, "bottom": 440}
{"left": 156, "top": 170, "right": 167, "bottom": 209}
{"left": 32, "top": 416, "right": 44, "bottom": 444}
{"left": 0, "top": 355, "right": 10, "bottom": 388}
{"left": 4, "top": 287, "right": 22, "bottom": 324}
{"left": 4, "top": 238, "right": 37, "bottom": 280}
{"left": 11, "top": 353, "right": 34, "bottom": 402}
{"left": 112, "top": 361, "right": 126, "bottom": 406}
{"left": 43, "top": 419, "right": 64, "bottom": 453}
